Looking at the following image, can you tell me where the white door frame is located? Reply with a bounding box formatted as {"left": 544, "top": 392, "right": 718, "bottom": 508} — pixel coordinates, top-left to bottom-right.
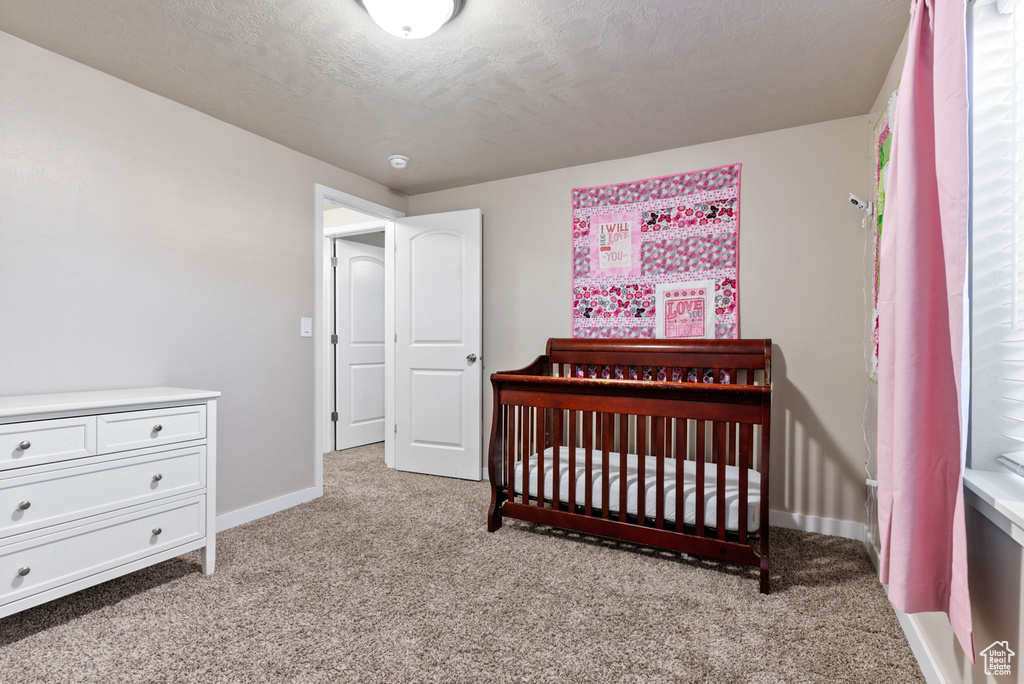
{"left": 314, "top": 184, "right": 405, "bottom": 495}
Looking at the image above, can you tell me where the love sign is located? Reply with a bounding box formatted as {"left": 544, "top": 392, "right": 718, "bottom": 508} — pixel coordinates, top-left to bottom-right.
{"left": 655, "top": 281, "right": 715, "bottom": 339}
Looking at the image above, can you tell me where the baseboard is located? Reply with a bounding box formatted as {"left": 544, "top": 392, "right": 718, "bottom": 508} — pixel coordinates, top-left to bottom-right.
{"left": 216, "top": 486, "right": 321, "bottom": 532}
{"left": 891, "top": 598, "right": 947, "bottom": 683}
{"left": 769, "top": 510, "right": 864, "bottom": 541}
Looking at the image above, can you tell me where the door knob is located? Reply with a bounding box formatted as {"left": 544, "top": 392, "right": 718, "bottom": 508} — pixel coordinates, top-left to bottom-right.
{"left": 466, "top": 353, "right": 478, "bottom": 365}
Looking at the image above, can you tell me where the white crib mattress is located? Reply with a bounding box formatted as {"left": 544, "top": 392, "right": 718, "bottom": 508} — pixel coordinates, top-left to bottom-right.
{"left": 512, "top": 447, "right": 760, "bottom": 533}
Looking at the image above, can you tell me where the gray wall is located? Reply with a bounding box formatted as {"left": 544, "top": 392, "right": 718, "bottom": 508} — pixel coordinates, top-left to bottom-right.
{"left": 0, "top": 31, "right": 408, "bottom": 516}
{"left": 409, "top": 116, "right": 873, "bottom": 525}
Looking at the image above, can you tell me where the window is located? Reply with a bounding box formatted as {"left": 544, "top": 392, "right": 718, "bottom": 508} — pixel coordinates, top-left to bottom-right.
{"left": 971, "top": 0, "right": 1024, "bottom": 473}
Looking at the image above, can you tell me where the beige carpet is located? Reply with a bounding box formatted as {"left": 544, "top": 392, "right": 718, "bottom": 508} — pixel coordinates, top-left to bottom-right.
{"left": 0, "top": 444, "right": 922, "bottom": 683}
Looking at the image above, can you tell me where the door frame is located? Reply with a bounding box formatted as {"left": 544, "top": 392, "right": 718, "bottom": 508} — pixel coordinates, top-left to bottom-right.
{"left": 314, "top": 184, "right": 404, "bottom": 496}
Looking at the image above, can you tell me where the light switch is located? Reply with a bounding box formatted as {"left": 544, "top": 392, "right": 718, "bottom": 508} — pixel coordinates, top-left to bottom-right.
{"left": 300, "top": 317, "right": 313, "bottom": 337}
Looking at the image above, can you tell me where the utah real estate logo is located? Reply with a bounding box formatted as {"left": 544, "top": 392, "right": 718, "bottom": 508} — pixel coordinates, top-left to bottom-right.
{"left": 980, "top": 641, "right": 1015, "bottom": 677}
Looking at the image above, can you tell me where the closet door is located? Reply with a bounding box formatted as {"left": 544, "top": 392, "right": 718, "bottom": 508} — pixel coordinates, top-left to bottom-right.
{"left": 335, "top": 239, "right": 386, "bottom": 450}
{"left": 394, "top": 209, "right": 482, "bottom": 480}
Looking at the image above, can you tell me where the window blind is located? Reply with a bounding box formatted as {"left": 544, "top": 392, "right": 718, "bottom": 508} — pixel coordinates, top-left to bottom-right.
{"left": 971, "top": 0, "right": 1024, "bottom": 472}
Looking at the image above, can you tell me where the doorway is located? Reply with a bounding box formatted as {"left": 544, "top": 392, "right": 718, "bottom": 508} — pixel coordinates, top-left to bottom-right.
{"left": 313, "top": 185, "right": 484, "bottom": 497}
{"left": 332, "top": 229, "right": 386, "bottom": 450}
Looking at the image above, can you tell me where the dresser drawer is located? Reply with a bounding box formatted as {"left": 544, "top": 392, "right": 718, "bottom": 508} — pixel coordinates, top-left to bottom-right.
{"left": 0, "top": 417, "right": 97, "bottom": 471}
{"left": 0, "top": 496, "right": 205, "bottom": 608}
{"left": 97, "top": 405, "right": 206, "bottom": 453}
{"left": 0, "top": 446, "right": 206, "bottom": 539}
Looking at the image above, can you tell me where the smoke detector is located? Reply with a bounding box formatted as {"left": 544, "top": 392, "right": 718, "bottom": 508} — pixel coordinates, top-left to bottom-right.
{"left": 388, "top": 154, "right": 409, "bottom": 170}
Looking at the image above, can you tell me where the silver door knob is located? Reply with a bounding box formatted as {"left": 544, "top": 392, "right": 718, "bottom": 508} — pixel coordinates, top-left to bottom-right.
{"left": 152, "top": 474, "right": 163, "bottom": 482}
{"left": 17, "top": 567, "right": 30, "bottom": 577}
{"left": 18, "top": 441, "right": 30, "bottom": 450}
{"left": 466, "top": 353, "right": 478, "bottom": 365}
{"left": 17, "top": 501, "right": 30, "bottom": 511}
{"left": 152, "top": 527, "right": 162, "bottom": 536}
{"left": 152, "top": 424, "right": 163, "bottom": 433}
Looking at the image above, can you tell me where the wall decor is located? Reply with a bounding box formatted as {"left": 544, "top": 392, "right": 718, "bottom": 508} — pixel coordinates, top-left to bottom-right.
{"left": 571, "top": 164, "right": 741, "bottom": 339}
{"left": 654, "top": 281, "right": 715, "bottom": 339}
{"left": 871, "top": 91, "right": 897, "bottom": 381}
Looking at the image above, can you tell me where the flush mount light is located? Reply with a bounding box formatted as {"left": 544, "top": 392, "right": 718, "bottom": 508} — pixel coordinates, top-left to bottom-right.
{"left": 357, "top": 0, "right": 464, "bottom": 39}
{"left": 388, "top": 154, "right": 410, "bottom": 169}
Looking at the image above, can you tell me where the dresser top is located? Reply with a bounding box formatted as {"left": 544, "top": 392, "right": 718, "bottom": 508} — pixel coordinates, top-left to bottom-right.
{"left": 0, "top": 387, "right": 220, "bottom": 419}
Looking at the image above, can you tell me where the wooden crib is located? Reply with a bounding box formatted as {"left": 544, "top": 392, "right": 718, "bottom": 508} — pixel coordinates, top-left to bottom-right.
{"left": 486, "top": 338, "right": 773, "bottom": 593}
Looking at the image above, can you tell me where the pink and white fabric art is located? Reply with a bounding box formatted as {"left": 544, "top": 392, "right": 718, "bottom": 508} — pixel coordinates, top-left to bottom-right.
{"left": 876, "top": 0, "right": 973, "bottom": 660}
{"left": 571, "top": 165, "right": 741, "bottom": 339}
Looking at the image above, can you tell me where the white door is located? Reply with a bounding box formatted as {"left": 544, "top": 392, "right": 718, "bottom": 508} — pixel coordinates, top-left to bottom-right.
{"left": 395, "top": 209, "right": 483, "bottom": 480}
{"left": 334, "top": 238, "right": 386, "bottom": 450}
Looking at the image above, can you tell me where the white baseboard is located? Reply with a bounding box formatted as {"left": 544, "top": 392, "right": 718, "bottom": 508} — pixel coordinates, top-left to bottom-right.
{"left": 769, "top": 510, "right": 865, "bottom": 541}
{"left": 216, "top": 486, "right": 321, "bottom": 532}
{"left": 891, "top": 597, "right": 947, "bottom": 683}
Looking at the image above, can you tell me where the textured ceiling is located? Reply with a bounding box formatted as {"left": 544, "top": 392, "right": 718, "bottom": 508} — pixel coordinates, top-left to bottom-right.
{"left": 0, "top": 0, "right": 909, "bottom": 195}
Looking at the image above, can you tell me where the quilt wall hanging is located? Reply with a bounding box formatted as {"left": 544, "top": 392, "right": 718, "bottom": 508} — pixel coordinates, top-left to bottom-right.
{"left": 870, "top": 91, "right": 897, "bottom": 381}
{"left": 571, "top": 164, "right": 741, "bottom": 340}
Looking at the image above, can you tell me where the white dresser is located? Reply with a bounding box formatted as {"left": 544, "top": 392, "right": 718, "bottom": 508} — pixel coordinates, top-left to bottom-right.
{"left": 0, "top": 387, "right": 218, "bottom": 619}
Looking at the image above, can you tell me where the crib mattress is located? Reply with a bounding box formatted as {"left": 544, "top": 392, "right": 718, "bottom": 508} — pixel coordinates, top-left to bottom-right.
{"left": 512, "top": 447, "right": 760, "bottom": 533}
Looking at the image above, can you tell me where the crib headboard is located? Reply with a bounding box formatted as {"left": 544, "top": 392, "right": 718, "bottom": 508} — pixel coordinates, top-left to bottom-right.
{"left": 543, "top": 338, "right": 771, "bottom": 386}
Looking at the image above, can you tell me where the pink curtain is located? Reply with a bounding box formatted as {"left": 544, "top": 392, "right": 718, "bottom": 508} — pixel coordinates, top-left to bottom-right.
{"left": 877, "top": 0, "right": 973, "bottom": 660}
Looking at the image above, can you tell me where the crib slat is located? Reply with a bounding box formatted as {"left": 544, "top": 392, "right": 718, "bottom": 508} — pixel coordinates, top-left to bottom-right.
{"left": 507, "top": 405, "right": 516, "bottom": 501}
{"left": 716, "top": 421, "right": 727, "bottom": 541}
{"left": 537, "top": 408, "right": 546, "bottom": 509}
{"left": 522, "top": 406, "right": 530, "bottom": 506}
{"left": 725, "top": 419, "right": 733, "bottom": 467}
{"left": 619, "top": 413, "right": 628, "bottom": 522}
{"left": 637, "top": 415, "right": 647, "bottom": 526}
{"left": 568, "top": 410, "right": 577, "bottom": 513}
{"left": 553, "top": 409, "right": 563, "bottom": 511}
{"left": 695, "top": 420, "right": 705, "bottom": 536}
{"left": 584, "top": 411, "right": 593, "bottom": 516}
{"left": 739, "top": 423, "right": 752, "bottom": 544}
{"left": 602, "top": 413, "right": 612, "bottom": 519}
{"left": 655, "top": 416, "right": 665, "bottom": 529}
{"left": 675, "top": 418, "right": 686, "bottom": 529}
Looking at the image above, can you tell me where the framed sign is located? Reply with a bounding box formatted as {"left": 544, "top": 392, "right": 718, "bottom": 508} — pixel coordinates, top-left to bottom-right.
{"left": 655, "top": 281, "right": 715, "bottom": 339}
{"left": 589, "top": 212, "right": 642, "bottom": 277}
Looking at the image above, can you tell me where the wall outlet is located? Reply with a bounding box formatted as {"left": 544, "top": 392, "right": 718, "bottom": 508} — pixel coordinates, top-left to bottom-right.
{"left": 300, "top": 317, "right": 312, "bottom": 337}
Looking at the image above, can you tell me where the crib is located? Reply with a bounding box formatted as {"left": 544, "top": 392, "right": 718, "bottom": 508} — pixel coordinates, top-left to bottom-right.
{"left": 486, "top": 338, "right": 773, "bottom": 593}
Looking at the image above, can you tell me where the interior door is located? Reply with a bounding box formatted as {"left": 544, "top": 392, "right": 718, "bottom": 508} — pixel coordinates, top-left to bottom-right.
{"left": 395, "top": 209, "right": 483, "bottom": 480}
{"left": 334, "top": 238, "right": 386, "bottom": 450}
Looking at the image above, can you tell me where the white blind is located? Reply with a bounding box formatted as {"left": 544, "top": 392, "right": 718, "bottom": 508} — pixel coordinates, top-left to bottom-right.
{"left": 971, "top": 0, "right": 1024, "bottom": 472}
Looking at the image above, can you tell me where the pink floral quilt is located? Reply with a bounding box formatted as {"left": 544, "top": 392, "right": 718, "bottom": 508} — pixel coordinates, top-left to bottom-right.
{"left": 571, "top": 164, "right": 741, "bottom": 339}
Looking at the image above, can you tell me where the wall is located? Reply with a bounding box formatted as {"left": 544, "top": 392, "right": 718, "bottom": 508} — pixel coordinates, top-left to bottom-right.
{"left": 0, "top": 31, "right": 408, "bottom": 516}
{"left": 409, "top": 116, "right": 873, "bottom": 526}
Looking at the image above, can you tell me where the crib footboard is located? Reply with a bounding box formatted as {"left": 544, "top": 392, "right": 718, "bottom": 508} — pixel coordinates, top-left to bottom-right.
{"left": 486, "top": 338, "right": 772, "bottom": 594}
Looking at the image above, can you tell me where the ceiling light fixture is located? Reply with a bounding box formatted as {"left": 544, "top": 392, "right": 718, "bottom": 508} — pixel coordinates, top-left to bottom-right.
{"left": 388, "top": 154, "right": 410, "bottom": 169}
{"left": 357, "top": 0, "right": 463, "bottom": 40}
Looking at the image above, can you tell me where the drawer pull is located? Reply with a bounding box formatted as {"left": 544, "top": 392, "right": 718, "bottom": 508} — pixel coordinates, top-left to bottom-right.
{"left": 152, "top": 473, "right": 163, "bottom": 482}
{"left": 17, "top": 567, "right": 30, "bottom": 577}
{"left": 18, "top": 440, "right": 31, "bottom": 450}
{"left": 152, "top": 527, "right": 162, "bottom": 536}
{"left": 152, "top": 424, "right": 163, "bottom": 433}
{"left": 17, "top": 501, "right": 31, "bottom": 511}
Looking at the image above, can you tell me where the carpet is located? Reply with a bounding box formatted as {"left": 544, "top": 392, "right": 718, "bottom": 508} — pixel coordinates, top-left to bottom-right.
{"left": 0, "top": 444, "right": 922, "bottom": 683}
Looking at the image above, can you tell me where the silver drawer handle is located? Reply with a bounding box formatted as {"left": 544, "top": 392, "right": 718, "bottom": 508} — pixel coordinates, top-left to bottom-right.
{"left": 17, "top": 567, "right": 30, "bottom": 577}
{"left": 152, "top": 424, "right": 163, "bottom": 433}
{"left": 152, "top": 474, "right": 163, "bottom": 482}
{"left": 17, "top": 501, "right": 31, "bottom": 511}
{"left": 18, "top": 441, "right": 30, "bottom": 450}
{"left": 152, "top": 527, "right": 162, "bottom": 536}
